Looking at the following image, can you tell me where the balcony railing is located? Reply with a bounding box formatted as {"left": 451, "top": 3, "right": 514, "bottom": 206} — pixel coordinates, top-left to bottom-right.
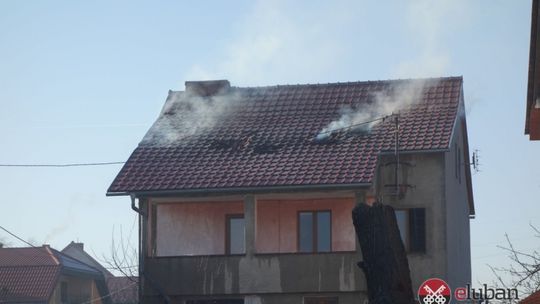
{"left": 143, "top": 251, "right": 366, "bottom": 296}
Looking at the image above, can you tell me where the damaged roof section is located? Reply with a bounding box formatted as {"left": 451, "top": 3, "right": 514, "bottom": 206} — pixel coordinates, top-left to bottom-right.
{"left": 108, "top": 77, "right": 462, "bottom": 194}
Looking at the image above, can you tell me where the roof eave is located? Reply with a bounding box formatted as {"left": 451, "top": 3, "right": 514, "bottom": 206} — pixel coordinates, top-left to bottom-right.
{"left": 106, "top": 183, "right": 372, "bottom": 198}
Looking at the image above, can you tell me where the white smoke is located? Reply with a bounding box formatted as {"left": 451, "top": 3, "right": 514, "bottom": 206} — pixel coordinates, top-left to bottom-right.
{"left": 317, "top": 80, "right": 433, "bottom": 140}
{"left": 142, "top": 90, "right": 242, "bottom": 146}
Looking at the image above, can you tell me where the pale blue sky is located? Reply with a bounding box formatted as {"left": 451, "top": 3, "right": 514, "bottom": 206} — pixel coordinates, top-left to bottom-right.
{"left": 0, "top": 0, "right": 538, "bottom": 286}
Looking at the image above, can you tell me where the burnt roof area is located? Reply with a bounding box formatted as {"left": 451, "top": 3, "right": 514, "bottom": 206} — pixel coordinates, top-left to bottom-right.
{"left": 108, "top": 77, "right": 464, "bottom": 194}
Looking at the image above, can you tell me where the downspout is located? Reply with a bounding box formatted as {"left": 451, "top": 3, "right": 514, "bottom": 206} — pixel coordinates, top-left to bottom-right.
{"left": 130, "top": 194, "right": 170, "bottom": 304}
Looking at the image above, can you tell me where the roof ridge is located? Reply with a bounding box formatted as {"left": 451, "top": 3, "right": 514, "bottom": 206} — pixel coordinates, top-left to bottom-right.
{"left": 44, "top": 246, "right": 59, "bottom": 265}
{"left": 168, "top": 76, "right": 463, "bottom": 92}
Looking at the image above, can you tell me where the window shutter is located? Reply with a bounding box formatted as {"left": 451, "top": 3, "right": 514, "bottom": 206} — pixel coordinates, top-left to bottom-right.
{"left": 409, "top": 208, "right": 426, "bottom": 253}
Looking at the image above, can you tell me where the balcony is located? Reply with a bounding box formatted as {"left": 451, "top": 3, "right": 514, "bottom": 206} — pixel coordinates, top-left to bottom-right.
{"left": 143, "top": 251, "right": 366, "bottom": 296}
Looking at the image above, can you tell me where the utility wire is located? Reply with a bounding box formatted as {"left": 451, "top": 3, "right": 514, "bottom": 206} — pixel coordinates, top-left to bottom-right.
{"left": 80, "top": 282, "right": 138, "bottom": 304}
{"left": 0, "top": 161, "right": 125, "bottom": 168}
{"left": 317, "top": 114, "right": 395, "bottom": 135}
{"left": 0, "top": 224, "right": 36, "bottom": 247}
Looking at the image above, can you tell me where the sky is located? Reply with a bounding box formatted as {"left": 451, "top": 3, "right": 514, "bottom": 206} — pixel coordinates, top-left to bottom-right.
{"left": 0, "top": 0, "right": 538, "bottom": 287}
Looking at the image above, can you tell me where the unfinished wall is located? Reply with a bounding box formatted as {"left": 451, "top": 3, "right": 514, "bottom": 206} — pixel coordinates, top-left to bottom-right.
{"left": 144, "top": 252, "right": 365, "bottom": 297}
{"left": 444, "top": 113, "right": 473, "bottom": 289}
{"left": 256, "top": 198, "right": 356, "bottom": 253}
{"left": 377, "top": 152, "right": 448, "bottom": 292}
{"left": 155, "top": 201, "right": 244, "bottom": 256}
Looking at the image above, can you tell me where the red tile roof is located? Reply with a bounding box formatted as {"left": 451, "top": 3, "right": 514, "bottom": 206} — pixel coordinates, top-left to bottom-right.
{"left": 521, "top": 290, "right": 540, "bottom": 304}
{"left": 0, "top": 247, "right": 60, "bottom": 303}
{"left": 108, "top": 77, "right": 463, "bottom": 194}
{"left": 0, "top": 246, "right": 108, "bottom": 304}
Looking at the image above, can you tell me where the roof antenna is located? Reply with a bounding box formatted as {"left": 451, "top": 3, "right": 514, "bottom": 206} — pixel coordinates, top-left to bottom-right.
{"left": 471, "top": 149, "right": 480, "bottom": 173}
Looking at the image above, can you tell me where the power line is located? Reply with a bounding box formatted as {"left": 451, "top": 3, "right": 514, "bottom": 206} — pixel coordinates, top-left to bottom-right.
{"left": 81, "top": 282, "right": 138, "bottom": 304}
{"left": 317, "top": 114, "right": 395, "bottom": 135}
{"left": 0, "top": 225, "right": 36, "bottom": 247}
{"left": 0, "top": 161, "right": 125, "bottom": 168}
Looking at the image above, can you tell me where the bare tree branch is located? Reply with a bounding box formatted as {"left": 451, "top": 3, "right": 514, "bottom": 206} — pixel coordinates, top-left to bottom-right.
{"left": 488, "top": 226, "right": 540, "bottom": 300}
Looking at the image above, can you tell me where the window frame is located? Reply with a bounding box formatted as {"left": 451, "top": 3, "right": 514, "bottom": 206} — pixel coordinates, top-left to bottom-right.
{"left": 395, "top": 208, "right": 426, "bottom": 254}
{"left": 225, "top": 214, "right": 245, "bottom": 255}
{"left": 297, "top": 210, "right": 332, "bottom": 253}
{"left": 394, "top": 209, "right": 411, "bottom": 252}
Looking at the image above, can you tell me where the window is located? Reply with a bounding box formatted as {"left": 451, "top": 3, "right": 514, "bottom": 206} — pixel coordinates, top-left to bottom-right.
{"left": 226, "top": 215, "right": 245, "bottom": 254}
{"left": 395, "top": 208, "right": 426, "bottom": 253}
{"left": 304, "top": 296, "right": 338, "bottom": 304}
{"left": 298, "top": 211, "right": 331, "bottom": 253}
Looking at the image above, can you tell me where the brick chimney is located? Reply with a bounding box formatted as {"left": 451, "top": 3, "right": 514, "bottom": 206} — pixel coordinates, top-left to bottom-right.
{"left": 185, "top": 80, "right": 230, "bottom": 97}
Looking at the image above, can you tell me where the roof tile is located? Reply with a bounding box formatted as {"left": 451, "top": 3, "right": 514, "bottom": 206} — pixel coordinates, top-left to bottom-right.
{"left": 108, "top": 77, "right": 462, "bottom": 193}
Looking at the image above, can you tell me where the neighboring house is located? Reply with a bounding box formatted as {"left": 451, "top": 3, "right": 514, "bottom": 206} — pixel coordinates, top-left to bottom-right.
{"left": 0, "top": 245, "right": 110, "bottom": 304}
{"left": 61, "top": 242, "right": 138, "bottom": 304}
{"left": 107, "top": 77, "right": 475, "bottom": 304}
{"left": 526, "top": 0, "right": 540, "bottom": 140}
{"left": 521, "top": 290, "right": 540, "bottom": 304}
{"left": 62, "top": 242, "right": 114, "bottom": 278}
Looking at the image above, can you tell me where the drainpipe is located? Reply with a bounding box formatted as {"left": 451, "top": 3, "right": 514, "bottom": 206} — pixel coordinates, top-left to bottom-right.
{"left": 131, "top": 193, "right": 146, "bottom": 216}
{"left": 130, "top": 194, "right": 170, "bottom": 304}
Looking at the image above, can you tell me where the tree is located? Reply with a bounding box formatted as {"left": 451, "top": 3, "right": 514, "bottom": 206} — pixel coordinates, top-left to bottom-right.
{"left": 97, "top": 224, "right": 139, "bottom": 282}
{"left": 488, "top": 224, "right": 540, "bottom": 301}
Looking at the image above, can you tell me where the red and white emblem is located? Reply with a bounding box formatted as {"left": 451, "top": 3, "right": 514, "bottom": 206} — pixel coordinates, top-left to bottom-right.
{"left": 418, "top": 278, "right": 451, "bottom": 304}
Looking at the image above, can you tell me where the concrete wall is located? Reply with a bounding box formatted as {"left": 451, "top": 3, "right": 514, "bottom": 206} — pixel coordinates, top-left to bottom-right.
{"left": 376, "top": 152, "right": 449, "bottom": 292}
{"left": 144, "top": 253, "right": 366, "bottom": 302}
{"left": 143, "top": 292, "right": 368, "bottom": 304}
{"left": 155, "top": 201, "right": 244, "bottom": 256}
{"left": 444, "top": 113, "right": 473, "bottom": 290}
{"left": 256, "top": 198, "right": 356, "bottom": 253}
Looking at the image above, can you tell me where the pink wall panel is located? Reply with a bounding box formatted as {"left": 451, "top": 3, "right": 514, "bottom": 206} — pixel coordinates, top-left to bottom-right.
{"left": 155, "top": 201, "right": 243, "bottom": 256}
{"left": 256, "top": 198, "right": 356, "bottom": 253}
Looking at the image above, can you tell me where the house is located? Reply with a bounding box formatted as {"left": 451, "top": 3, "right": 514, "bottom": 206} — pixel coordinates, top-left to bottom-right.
{"left": 107, "top": 77, "right": 475, "bottom": 304}
{"left": 526, "top": 0, "right": 540, "bottom": 140}
{"left": 61, "top": 242, "right": 138, "bottom": 304}
{"left": 520, "top": 290, "right": 540, "bottom": 303}
{"left": 0, "top": 245, "right": 110, "bottom": 304}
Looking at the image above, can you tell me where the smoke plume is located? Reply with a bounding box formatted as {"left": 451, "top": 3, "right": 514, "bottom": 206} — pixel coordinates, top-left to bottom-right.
{"left": 142, "top": 90, "right": 242, "bottom": 146}
{"left": 317, "top": 80, "right": 434, "bottom": 140}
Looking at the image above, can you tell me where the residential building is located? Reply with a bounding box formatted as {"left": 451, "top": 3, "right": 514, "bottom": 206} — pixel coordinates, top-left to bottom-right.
{"left": 108, "top": 77, "right": 475, "bottom": 304}
{"left": 61, "top": 242, "right": 138, "bottom": 304}
{"left": 0, "top": 245, "right": 110, "bottom": 304}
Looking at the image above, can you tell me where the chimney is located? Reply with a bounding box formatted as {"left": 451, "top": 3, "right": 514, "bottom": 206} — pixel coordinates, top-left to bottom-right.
{"left": 0, "top": 243, "right": 3, "bottom": 248}
{"left": 72, "top": 242, "right": 84, "bottom": 251}
{"left": 185, "top": 80, "right": 230, "bottom": 97}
